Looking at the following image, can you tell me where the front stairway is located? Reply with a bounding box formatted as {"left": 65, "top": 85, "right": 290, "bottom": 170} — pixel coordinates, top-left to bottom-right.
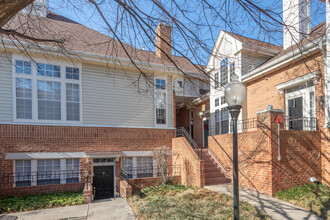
{"left": 202, "top": 149, "right": 231, "bottom": 185}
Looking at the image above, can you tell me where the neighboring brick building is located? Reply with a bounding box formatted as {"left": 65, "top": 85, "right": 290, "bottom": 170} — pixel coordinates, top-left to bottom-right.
{"left": 0, "top": 1, "right": 208, "bottom": 200}
{"left": 206, "top": 0, "right": 329, "bottom": 194}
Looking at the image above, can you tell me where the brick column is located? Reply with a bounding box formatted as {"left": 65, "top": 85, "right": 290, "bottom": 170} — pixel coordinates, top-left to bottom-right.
{"left": 256, "top": 108, "right": 285, "bottom": 195}
{"left": 82, "top": 158, "right": 93, "bottom": 203}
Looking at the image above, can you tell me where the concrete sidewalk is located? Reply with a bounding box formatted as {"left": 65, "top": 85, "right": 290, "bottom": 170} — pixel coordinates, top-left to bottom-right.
{"left": 206, "top": 184, "right": 323, "bottom": 220}
{"left": 1, "top": 198, "right": 136, "bottom": 220}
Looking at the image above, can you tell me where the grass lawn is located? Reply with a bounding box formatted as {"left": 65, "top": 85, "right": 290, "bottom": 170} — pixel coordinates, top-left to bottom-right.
{"left": 0, "top": 191, "right": 83, "bottom": 213}
{"left": 128, "top": 184, "right": 270, "bottom": 220}
{"left": 274, "top": 184, "right": 330, "bottom": 219}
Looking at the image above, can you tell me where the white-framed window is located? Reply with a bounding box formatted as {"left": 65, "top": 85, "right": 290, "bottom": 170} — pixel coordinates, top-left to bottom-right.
{"left": 16, "top": 78, "right": 32, "bottom": 119}
{"left": 66, "top": 159, "right": 80, "bottom": 183}
{"left": 122, "top": 156, "right": 154, "bottom": 179}
{"left": 214, "top": 72, "right": 219, "bottom": 89}
{"left": 122, "top": 157, "right": 133, "bottom": 178}
{"left": 285, "top": 81, "right": 315, "bottom": 131}
{"left": 66, "top": 83, "right": 80, "bottom": 121}
{"left": 137, "top": 157, "right": 153, "bottom": 178}
{"left": 15, "top": 160, "right": 31, "bottom": 187}
{"left": 37, "top": 159, "right": 61, "bottom": 185}
{"left": 220, "top": 107, "right": 229, "bottom": 134}
{"left": 230, "top": 62, "right": 235, "bottom": 81}
{"left": 220, "top": 58, "right": 228, "bottom": 86}
{"left": 12, "top": 56, "right": 82, "bottom": 123}
{"left": 14, "top": 158, "right": 81, "bottom": 187}
{"left": 215, "top": 98, "right": 219, "bottom": 107}
{"left": 221, "top": 96, "right": 226, "bottom": 105}
{"left": 155, "top": 77, "right": 167, "bottom": 125}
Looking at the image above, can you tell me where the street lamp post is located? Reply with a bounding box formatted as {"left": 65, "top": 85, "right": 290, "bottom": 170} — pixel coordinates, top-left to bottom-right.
{"left": 224, "top": 74, "right": 246, "bottom": 220}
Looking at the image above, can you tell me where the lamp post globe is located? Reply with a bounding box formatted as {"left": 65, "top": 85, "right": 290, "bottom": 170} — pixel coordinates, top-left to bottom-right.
{"left": 224, "top": 73, "right": 246, "bottom": 220}
{"left": 225, "top": 74, "right": 246, "bottom": 108}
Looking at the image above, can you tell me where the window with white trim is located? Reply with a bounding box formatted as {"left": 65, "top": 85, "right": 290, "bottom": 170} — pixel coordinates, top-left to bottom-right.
{"left": 16, "top": 78, "right": 32, "bottom": 119}
{"left": 220, "top": 58, "right": 228, "bottom": 86}
{"left": 66, "top": 159, "right": 80, "bottom": 183}
{"left": 215, "top": 109, "right": 220, "bottom": 135}
{"left": 13, "top": 59, "right": 81, "bottom": 123}
{"left": 137, "top": 157, "right": 153, "bottom": 178}
{"left": 230, "top": 62, "right": 235, "bottom": 81}
{"left": 155, "top": 78, "right": 166, "bottom": 125}
{"left": 66, "top": 83, "right": 80, "bottom": 121}
{"left": 122, "top": 157, "right": 133, "bottom": 178}
{"left": 37, "top": 159, "right": 60, "bottom": 185}
{"left": 37, "top": 80, "right": 61, "bottom": 120}
{"left": 15, "top": 160, "right": 31, "bottom": 187}
{"left": 214, "top": 72, "right": 219, "bottom": 89}
{"left": 215, "top": 98, "right": 219, "bottom": 107}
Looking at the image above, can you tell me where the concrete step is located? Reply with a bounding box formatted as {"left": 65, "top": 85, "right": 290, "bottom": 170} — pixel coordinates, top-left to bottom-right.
{"left": 205, "top": 177, "right": 230, "bottom": 185}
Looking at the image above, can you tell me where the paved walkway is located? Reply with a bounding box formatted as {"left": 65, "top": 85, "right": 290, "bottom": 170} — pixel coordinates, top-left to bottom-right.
{"left": 1, "top": 198, "right": 136, "bottom": 220}
{"left": 206, "top": 184, "right": 323, "bottom": 220}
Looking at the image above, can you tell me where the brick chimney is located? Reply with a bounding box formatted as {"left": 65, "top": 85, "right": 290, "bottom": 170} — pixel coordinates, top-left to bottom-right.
{"left": 23, "top": 0, "right": 49, "bottom": 17}
{"left": 283, "top": 0, "right": 311, "bottom": 50}
{"left": 155, "top": 23, "right": 172, "bottom": 62}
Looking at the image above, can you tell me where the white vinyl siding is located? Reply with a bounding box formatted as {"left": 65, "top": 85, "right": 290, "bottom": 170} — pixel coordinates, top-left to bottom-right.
{"left": 0, "top": 52, "right": 13, "bottom": 122}
{"left": 82, "top": 63, "right": 173, "bottom": 128}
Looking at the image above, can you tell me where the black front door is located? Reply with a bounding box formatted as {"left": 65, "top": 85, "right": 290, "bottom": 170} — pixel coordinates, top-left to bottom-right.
{"left": 288, "top": 97, "right": 303, "bottom": 130}
{"left": 93, "top": 166, "right": 114, "bottom": 200}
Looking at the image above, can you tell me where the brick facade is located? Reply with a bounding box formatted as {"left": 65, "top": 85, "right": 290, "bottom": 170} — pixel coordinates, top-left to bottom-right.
{"left": 0, "top": 124, "right": 175, "bottom": 198}
{"left": 172, "top": 137, "right": 205, "bottom": 187}
{"left": 208, "top": 110, "right": 322, "bottom": 195}
{"left": 244, "top": 51, "right": 329, "bottom": 186}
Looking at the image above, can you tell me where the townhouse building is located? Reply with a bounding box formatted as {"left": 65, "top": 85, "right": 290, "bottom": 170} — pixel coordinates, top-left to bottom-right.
{"left": 0, "top": 1, "right": 208, "bottom": 201}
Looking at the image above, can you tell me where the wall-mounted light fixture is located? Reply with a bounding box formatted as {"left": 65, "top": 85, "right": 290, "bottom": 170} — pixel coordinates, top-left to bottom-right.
{"left": 318, "top": 95, "right": 325, "bottom": 107}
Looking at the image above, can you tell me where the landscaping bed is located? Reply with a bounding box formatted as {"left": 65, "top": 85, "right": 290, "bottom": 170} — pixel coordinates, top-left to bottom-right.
{"left": 0, "top": 191, "right": 83, "bottom": 213}
{"left": 274, "top": 184, "right": 330, "bottom": 219}
{"left": 128, "top": 184, "right": 270, "bottom": 219}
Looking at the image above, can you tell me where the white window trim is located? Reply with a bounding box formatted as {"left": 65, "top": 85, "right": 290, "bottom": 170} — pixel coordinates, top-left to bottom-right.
{"left": 14, "top": 158, "right": 81, "bottom": 187}
{"left": 154, "top": 76, "right": 168, "bottom": 127}
{"left": 121, "top": 156, "right": 155, "bottom": 179}
{"left": 285, "top": 85, "right": 315, "bottom": 130}
{"left": 12, "top": 54, "right": 83, "bottom": 124}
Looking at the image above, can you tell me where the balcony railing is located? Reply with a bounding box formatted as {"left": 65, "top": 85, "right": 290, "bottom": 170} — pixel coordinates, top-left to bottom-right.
{"left": 209, "top": 115, "right": 318, "bottom": 136}
{"left": 1, "top": 170, "right": 82, "bottom": 187}
{"left": 121, "top": 165, "right": 181, "bottom": 181}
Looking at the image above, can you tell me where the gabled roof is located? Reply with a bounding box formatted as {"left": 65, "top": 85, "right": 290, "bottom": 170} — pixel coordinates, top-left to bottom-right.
{"left": 2, "top": 11, "right": 202, "bottom": 74}
{"left": 222, "top": 30, "right": 282, "bottom": 52}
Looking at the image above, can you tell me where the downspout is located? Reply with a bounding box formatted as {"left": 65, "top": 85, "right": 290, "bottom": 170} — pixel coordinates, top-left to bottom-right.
{"left": 325, "top": 0, "right": 330, "bottom": 127}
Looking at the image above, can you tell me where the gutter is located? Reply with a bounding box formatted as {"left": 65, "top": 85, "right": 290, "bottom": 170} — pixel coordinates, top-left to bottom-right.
{"left": 0, "top": 38, "right": 193, "bottom": 76}
{"left": 242, "top": 37, "right": 325, "bottom": 83}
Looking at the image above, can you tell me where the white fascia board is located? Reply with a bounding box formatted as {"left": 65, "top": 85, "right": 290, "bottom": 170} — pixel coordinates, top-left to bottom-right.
{"left": 122, "top": 151, "right": 153, "bottom": 157}
{"left": 275, "top": 72, "right": 319, "bottom": 91}
{"left": 0, "top": 39, "right": 183, "bottom": 75}
{"left": 6, "top": 152, "right": 86, "bottom": 160}
{"left": 242, "top": 37, "right": 325, "bottom": 83}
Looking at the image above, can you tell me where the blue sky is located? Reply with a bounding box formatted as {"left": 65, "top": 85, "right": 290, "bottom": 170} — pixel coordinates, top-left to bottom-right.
{"left": 49, "top": 0, "right": 326, "bottom": 64}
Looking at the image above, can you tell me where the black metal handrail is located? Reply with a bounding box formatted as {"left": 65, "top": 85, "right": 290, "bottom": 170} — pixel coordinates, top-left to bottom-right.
{"left": 121, "top": 165, "right": 181, "bottom": 180}
{"left": 1, "top": 170, "right": 82, "bottom": 187}
{"left": 176, "top": 127, "right": 202, "bottom": 160}
{"left": 283, "top": 116, "right": 318, "bottom": 131}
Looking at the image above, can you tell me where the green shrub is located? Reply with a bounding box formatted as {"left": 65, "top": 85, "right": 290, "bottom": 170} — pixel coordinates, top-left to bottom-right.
{"left": 275, "top": 184, "right": 330, "bottom": 218}
{"left": 0, "top": 191, "right": 83, "bottom": 214}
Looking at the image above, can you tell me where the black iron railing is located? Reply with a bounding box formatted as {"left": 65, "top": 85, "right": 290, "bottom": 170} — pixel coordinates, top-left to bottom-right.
{"left": 1, "top": 170, "right": 82, "bottom": 187}
{"left": 284, "top": 116, "right": 318, "bottom": 131}
{"left": 121, "top": 165, "right": 181, "bottom": 180}
{"left": 176, "top": 127, "right": 202, "bottom": 160}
